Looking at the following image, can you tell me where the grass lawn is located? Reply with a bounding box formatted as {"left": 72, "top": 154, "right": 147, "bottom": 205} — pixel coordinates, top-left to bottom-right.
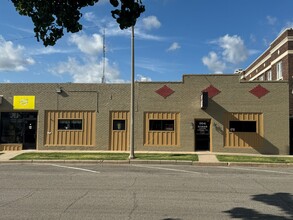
{"left": 217, "top": 155, "right": 293, "bottom": 163}
{"left": 12, "top": 153, "right": 129, "bottom": 160}
{"left": 11, "top": 152, "right": 199, "bottom": 161}
{"left": 134, "top": 153, "right": 198, "bottom": 161}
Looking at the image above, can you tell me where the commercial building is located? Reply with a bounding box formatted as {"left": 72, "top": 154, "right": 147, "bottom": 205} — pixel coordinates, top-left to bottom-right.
{"left": 0, "top": 74, "right": 290, "bottom": 154}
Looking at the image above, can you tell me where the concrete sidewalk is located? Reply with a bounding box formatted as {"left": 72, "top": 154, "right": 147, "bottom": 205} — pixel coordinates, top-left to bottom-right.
{"left": 197, "top": 152, "right": 219, "bottom": 163}
{"left": 0, "top": 151, "right": 24, "bottom": 161}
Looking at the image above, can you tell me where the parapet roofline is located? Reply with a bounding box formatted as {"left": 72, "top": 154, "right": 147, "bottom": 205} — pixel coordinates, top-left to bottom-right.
{"left": 270, "top": 28, "right": 293, "bottom": 47}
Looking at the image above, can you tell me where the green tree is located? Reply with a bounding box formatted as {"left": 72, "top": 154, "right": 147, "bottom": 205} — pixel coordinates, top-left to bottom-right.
{"left": 11, "top": 0, "right": 145, "bottom": 46}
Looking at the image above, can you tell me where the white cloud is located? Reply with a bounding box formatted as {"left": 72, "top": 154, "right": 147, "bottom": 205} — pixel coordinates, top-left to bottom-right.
{"left": 51, "top": 57, "right": 123, "bottom": 83}
{"left": 84, "top": 12, "right": 96, "bottom": 23}
{"left": 142, "top": 16, "right": 161, "bottom": 30}
{"left": 136, "top": 74, "right": 152, "bottom": 82}
{"left": 218, "top": 34, "right": 248, "bottom": 64}
{"left": 202, "top": 34, "right": 248, "bottom": 73}
{"left": 31, "top": 47, "right": 73, "bottom": 56}
{"left": 266, "top": 16, "right": 277, "bottom": 25}
{"left": 167, "top": 42, "right": 181, "bottom": 52}
{"left": 103, "top": 19, "right": 164, "bottom": 41}
{"left": 82, "top": 15, "right": 163, "bottom": 41}
{"left": 202, "top": 52, "right": 226, "bottom": 73}
{"left": 69, "top": 33, "right": 103, "bottom": 55}
{"left": 0, "top": 36, "right": 35, "bottom": 72}
{"left": 104, "top": 20, "right": 130, "bottom": 37}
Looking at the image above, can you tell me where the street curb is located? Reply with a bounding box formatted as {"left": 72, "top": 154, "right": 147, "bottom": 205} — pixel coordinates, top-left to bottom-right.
{"left": 0, "top": 160, "right": 292, "bottom": 167}
{"left": 227, "top": 162, "right": 293, "bottom": 167}
{"left": 193, "top": 161, "right": 228, "bottom": 166}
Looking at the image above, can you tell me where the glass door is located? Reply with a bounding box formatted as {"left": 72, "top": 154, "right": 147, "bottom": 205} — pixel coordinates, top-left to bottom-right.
{"left": 194, "top": 119, "right": 210, "bottom": 151}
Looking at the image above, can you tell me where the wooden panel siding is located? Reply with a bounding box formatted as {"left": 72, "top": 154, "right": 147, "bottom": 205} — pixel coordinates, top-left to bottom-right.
{"left": 224, "top": 113, "right": 263, "bottom": 148}
{"left": 145, "top": 112, "right": 180, "bottom": 146}
{"left": 44, "top": 111, "right": 96, "bottom": 146}
{"left": 110, "top": 111, "right": 129, "bottom": 151}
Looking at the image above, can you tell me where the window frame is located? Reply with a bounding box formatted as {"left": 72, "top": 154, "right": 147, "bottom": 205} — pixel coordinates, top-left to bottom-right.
{"left": 57, "top": 119, "right": 83, "bottom": 131}
{"left": 276, "top": 61, "right": 283, "bottom": 80}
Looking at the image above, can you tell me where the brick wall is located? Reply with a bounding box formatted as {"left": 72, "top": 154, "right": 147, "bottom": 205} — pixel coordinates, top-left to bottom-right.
{"left": 0, "top": 75, "right": 290, "bottom": 154}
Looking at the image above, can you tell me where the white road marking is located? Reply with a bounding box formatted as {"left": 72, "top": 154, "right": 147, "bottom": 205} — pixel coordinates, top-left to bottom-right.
{"left": 132, "top": 164, "right": 203, "bottom": 174}
{"left": 49, "top": 164, "right": 100, "bottom": 174}
{"left": 219, "top": 166, "right": 293, "bottom": 175}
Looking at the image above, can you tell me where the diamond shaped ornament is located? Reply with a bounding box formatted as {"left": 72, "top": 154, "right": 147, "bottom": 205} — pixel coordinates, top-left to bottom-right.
{"left": 155, "top": 85, "right": 174, "bottom": 98}
{"left": 202, "top": 85, "right": 221, "bottom": 98}
{"left": 249, "top": 85, "right": 270, "bottom": 98}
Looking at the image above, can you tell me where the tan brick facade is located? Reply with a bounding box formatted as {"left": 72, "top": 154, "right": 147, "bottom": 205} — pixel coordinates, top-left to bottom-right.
{"left": 0, "top": 74, "right": 290, "bottom": 155}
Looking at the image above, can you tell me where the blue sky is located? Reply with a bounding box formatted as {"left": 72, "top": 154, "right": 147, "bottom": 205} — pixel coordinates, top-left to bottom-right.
{"left": 1, "top": 0, "right": 293, "bottom": 83}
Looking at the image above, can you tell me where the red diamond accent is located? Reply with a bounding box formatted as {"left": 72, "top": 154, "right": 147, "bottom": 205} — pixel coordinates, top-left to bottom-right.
{"left": 155, "top": 85, "right": 174, "bottom": 98}
{"left": 249, "top": 85, "right": 269, "bottom": 98}
{"left": 202, "top": 85, "right": 221, "bottom": 98}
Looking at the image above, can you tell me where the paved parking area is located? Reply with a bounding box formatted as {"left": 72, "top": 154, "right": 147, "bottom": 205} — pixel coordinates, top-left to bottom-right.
{"left": 0, "top": 163, "right": 292, "bottom": 220}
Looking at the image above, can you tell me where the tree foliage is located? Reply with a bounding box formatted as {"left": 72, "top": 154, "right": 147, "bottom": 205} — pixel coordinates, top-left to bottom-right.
{"left": 11, "top": 0, "right": 145, "bottom": 46}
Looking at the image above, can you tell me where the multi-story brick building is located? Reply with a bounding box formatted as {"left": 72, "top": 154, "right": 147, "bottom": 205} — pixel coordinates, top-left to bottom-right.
{"left": 0, "top": 74, "right": 290, "bottom": 155}
{"left": 243, "top": 28, "right": 293, "bottom": 153}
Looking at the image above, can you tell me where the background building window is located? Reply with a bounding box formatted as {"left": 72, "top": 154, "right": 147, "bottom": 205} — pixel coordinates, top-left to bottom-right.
{"left": 259, "top": 75, "right": 264, "bottom": 81}
{"left": 266, "top": 70, "right": 272, "bottom": 81}
{"left": 276, "top": 61, "right": 283, "bottom": 80}
{"left": 149, "top": 120, "right": 174, "bottom": 131}
{"left": 229, "top": 121, "right": 256, "bottom": 132}
{"left": 58, "top": 119, "right": 82, "bottom": 130}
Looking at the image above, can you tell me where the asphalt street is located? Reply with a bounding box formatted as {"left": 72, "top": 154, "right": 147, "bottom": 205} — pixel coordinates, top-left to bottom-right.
{"left": 0, "top": 164, "right": 292, "bottom": 220}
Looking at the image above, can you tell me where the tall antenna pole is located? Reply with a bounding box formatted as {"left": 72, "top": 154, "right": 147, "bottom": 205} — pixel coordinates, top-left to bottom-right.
{"left": 101, "top": 28, "right": 106, "bottom": 83}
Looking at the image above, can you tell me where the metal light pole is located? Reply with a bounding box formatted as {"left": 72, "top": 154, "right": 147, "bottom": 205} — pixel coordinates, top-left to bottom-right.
{"left": 129, "top": 25, "right": 135, "bottom": 159}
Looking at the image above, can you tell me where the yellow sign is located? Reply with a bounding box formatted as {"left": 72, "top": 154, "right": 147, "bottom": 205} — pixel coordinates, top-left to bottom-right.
{"left": 13, "top": 96, "right": 35, "bottom": 110}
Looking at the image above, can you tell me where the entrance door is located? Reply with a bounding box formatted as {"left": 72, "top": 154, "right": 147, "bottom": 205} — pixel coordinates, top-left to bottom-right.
{"left": 23, "top": 119, "right": 37, "bottom": 149}
{"left": 195, "top": 119, "right": 210, "bottom": 151}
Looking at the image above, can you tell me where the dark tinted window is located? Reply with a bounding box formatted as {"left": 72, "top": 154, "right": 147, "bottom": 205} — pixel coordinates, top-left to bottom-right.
{"left": 113, "top": 120, "right": 126, "bottom": 130}
{"left": 58, "top": 119, "right": 82, "bottom": 130}
{"left": 149, "top": 120, "right": 174, "bottom": 131}
{"left": 229, "top": 121, "right": 256, "bottom": 132}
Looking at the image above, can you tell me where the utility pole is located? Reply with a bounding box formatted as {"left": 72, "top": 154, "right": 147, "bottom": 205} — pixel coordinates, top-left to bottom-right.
{"left": 129, "top": 25, "right": 135, "bottom": 159}
{"left": 101, "top": 28, "right": 106, "bottom": 83}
